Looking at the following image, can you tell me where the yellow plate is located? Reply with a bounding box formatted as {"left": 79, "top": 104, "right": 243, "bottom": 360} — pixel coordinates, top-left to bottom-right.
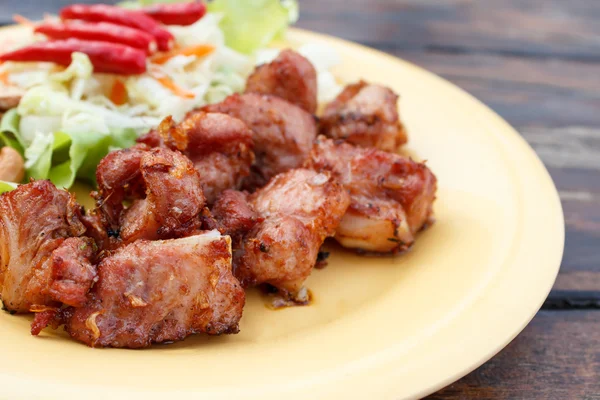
{"left": 0, "top": 26, "right": 564, "bottom": 399}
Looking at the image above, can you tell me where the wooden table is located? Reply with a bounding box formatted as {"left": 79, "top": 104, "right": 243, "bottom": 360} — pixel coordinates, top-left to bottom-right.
{"left": 2, "top": 1, "right": 599, "bottom": 398}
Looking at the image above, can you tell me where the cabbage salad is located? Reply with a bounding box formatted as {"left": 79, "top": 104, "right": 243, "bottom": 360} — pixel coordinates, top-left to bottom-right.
{"left": 0, "top": 0, "right": 341, "bottom": 192}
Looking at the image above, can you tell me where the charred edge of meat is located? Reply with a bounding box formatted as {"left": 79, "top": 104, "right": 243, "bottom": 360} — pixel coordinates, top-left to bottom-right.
{"left": 315, "top": 251, "right": 330, "bottom": 269}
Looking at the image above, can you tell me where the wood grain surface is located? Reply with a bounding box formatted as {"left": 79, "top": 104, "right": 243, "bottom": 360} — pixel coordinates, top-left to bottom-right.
{"left": 1, "top": 0, "right": 598, "bottom": 398}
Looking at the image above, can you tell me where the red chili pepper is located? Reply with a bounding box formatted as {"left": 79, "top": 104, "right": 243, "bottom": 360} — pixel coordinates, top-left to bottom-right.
{"left": 60, "top": 4, "right": 174, "bottom": 51}
{"left": 0, "top": 39, "right": 147, "bottom": 75}
{"left": 35, "top": 21, "right": 157, "bottom": 54}
{"left": 142, "top": 2, "right": 207, "bottom": 26}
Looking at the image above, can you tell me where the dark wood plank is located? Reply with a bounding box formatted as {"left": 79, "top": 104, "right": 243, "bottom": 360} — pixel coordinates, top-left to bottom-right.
{"left": 427, "top": 310, "right": 600, "bottom": 399}
{"left": 400, "top": 52, "right": 600, "bottom": 127}
{"left": 297, "top": 0, "right": 600, "bottom": 61}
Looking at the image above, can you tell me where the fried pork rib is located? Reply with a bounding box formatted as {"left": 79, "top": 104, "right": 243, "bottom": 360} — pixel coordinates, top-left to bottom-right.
{"left": 201, "top": 93, "right": 318, "bottom": 189}
{"left": 235, "top": 169, "right": 350, "bottom": 298}
{"left": 0, "top": 181, "right": 96, "bottom": 313}
{"left": 95, "top": 146, "right": 205, "bottom": 244}
{"left": 305, "top": 137, "right": 436, "bottom": 253}
{"left": 319, "top": 81, "right": 408, "bottom": 152}
{"left": 138, "top": 112, "right": 254, "bottom": 204}
{"left": 66, "top": 232, "right": 244, "bottom": 348}
{"left": 245, "top": 49, "right": 318, "bottom": 114}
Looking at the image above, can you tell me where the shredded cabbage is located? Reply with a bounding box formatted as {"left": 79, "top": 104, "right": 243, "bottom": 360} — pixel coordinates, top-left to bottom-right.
{"left": 2, "top": 59, "right": 145, "bottom": 187}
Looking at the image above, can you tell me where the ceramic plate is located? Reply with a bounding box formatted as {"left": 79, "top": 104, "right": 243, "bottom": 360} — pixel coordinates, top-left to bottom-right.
{"left": 0, "top": 26, "right": 564, "bottom": 399}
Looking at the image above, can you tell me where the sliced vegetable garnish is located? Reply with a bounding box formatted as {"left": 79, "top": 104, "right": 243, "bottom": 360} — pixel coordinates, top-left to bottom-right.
{"left": 24, "top": 132, "right": 54, "bottom": 180}
{"left": 150, "top": 44, "right": 214, "bottom": 64}
{"left": 12, "top": 14, "right": 35, "bottom": 28}
{"left": 153, "top": 75, "right": 195, "bottom": 98}
{"left": 142, "top": 2, "right": 207, "bottom": 26}
{"left": 0, "top": 39, "right": 147, "bottom": 75}
{"left": 35, "top": 21, "right": 158, "bottom": 55}
{"left": 0, "top": 71, "right": 10, "bottom": 85}
{"left": 0, "top": 109, "right": 25, "bottom": 154}
{"left": 60, "top": 4, "right": 174, "bottom": 51}
{"left": 110, "top": 79, "right": 128, "bottom": 106}
{"left": 119, "top": 0, "right": 193, "bottom": 8}
{"left": 207, "top": 0, "right": 298, "bottom": 54}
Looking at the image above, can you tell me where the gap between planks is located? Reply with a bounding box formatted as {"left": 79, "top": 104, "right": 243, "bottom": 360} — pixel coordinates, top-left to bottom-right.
{"left": 543, "top": 291, "right": 600, "bottom": 310}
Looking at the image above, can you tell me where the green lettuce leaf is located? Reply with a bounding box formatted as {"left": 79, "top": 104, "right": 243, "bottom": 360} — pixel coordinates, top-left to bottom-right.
{"left": 0, "top": 109, "right": 25, "bottom": 154}
{"left": 14, "top": 110, "right": 138, "bottom": 188}
{"left": 23, "top": 127, "right": 137, "bottom": 188}
{"left": 207, "top": 0, "right": 298, "bottom": 54}
{"left": 0, "top": 181, "right": 18, "bottom": 195}
{"left": 61, "top": 126, "right": 137, "bottom": 188}
{"left": 24, "top": 132, "right": 54, "bottom": 180}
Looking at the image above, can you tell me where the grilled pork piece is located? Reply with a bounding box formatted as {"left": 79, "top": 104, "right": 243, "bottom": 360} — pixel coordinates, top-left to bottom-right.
{"left": 201, "top": 93, "right": 317, "bottom": 190}
{"left": 245, "top": 49, "right": 318, "bottom": 114}
{"left": 94, "top": 146, "right": 205, "bottom": 244}
{"left": 208, "top": 190, "right": 261, "bottom": 243}
{"left": 234, "top": 169, "right": 349, "bottom": 299}
{"left": 138, "top": 112, "right": 254, "bottom": 204}
{"left": 65, "top": 232, "right": 244, "bottom": 348}
{"left": 305, "top": 137, "right": 436, "bottom": 253}
{"left": 319, "top": 81, "right": 408, "bottom": 152}
{"left": 0, "top": 180, "right": 96, "bottom": 313}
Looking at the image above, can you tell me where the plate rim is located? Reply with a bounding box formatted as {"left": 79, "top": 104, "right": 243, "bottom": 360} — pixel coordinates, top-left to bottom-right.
{"left": 286, "top": 28, "right": 564, "bottom": 398}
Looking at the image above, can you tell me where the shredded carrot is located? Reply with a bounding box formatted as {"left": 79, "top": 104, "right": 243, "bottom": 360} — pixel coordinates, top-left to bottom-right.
{"left": 13, "top": 14, "right": 35, "bottom": 28}
{"left": 150, "top": 44, "right": 214, "bottom": 65}
{"left": 155, "top": 76, "right": 195, "bottom": 99}
{"left": 0, "top": 71, "right": 9, "bottom": 86}
{"left": 110, "top": 79, "right": 128, "bottom": 106}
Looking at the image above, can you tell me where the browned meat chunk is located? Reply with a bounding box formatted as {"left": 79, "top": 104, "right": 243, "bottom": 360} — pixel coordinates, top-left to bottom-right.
{"left": 210, "top": 190, "right": 260, "bottom": 241}
{"left": 80, "top": 210, "right": 119, "bottom": 253}
{"left": 234, "top": 169, "right": 350, "bottom": 299}
{"left": 138, "top": 113, "right": 254, "bottom": 204}
{"left": 44, "top": 237, "right": 96, "bottom": 308}
{"left": 305, "top": 137, "right": 436, "bottom": 253}
{"left": 93, "top": 145, "right": 148, "bottom": 233}
{"left": 201, "top": 93, "right": 317, "bottom": 189}
{"left": 0, "top": 180, "right": 96, "bottom": 313}
{"left": 245, "top": 49, "right": 318, "bottom": 114}
{"left": 319, "top": 81, "right": 408, "bottom": 152}
{"left": 95, "top": 146, "right": 205, "bottom": 244}
{"left": 65, "top": 232, "right": 245, "bottom": 348}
